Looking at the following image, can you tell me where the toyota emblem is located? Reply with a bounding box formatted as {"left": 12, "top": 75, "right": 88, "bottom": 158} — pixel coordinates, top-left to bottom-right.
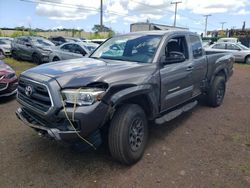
{"left": 25, "top": 85, "right": 33, "bottom": 97}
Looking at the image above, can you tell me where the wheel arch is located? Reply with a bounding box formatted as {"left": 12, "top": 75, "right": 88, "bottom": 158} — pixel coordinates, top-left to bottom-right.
{"left": 109, "top": 85, "right": 157, "bottom": 120}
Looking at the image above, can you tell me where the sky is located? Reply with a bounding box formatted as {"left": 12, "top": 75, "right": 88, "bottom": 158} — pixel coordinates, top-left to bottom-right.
{"left": 0, "top": 0, "right": 250, "bottom": 34}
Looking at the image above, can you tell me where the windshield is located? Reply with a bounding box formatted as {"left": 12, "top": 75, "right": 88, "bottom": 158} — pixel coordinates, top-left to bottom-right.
{"left": 238, "top": 43, "right": 249, "bottom": 50}
{"left": 90, "top": 35, "right": 162, "bottom": 63}
{"left": 0, "top": 39, "right": 12, "bottom": 45}
{"left": 33, "top": 38, "right": 55, "bottom": 46}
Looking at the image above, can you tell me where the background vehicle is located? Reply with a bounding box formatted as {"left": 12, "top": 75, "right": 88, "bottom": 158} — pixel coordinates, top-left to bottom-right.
{"left": 48, "top": 36, "right": 81, "bottom": 46}
{"left": 91, "top": 39, "right": 107, "bottom": 44}
{"left": 16, "top": 30, "right": 234, "bottom": 165}
{"left": 217, "top": 37, "right": 239, "bottom": 43}
{"left": 0, "top": 57, "right": 18, "bottom": 97}
{"left": 0, "top": 37, "right": 13, "bottom": 56}
{"left": 11, "top": 36, "right": 55, "bottom": 64}
{"left": 206, "top": 42, "right": 250, "bottom": 64}
{"left": 49, "top": 42, "right": 96, "bottom": 61}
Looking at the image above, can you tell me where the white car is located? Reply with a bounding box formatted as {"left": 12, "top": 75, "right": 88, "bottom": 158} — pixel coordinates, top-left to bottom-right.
{"left": 206, "top": 42, "right": 250, "bottom": 64}
{"left": 217, "top": 37, "right": 239, "bottom": 43}
{"left": 0, "top": 37, "right": 13, "bottom": 56}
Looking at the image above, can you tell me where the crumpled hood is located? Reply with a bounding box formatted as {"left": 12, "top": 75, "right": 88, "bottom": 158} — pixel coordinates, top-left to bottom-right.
{"left": 23, "top": 58, "right": 157, "bottom": 88}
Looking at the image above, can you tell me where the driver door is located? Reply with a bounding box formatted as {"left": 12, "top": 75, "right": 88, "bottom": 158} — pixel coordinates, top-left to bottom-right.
{"left": 160, "top": 35, "right": 194, "bottom": 111}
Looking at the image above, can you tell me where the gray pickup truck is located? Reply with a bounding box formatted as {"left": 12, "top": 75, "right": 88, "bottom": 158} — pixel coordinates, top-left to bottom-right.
{"left": 16, "top": 30, "right": 234, "bottom": 165}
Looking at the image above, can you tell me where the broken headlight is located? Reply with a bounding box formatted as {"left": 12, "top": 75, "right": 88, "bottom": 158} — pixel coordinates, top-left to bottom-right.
{"left": 61, "top": 88, "right": 105, "bottom": 106}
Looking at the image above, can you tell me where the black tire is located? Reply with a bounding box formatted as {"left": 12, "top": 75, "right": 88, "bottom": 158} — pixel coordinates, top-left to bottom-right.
{"left": 245, "top": 56, "right": 250, "bottom": 64}
{"left": 108, "top": 104, "right": 148, "bottom": 165}
{"left": 53, "top": 56, "right": 60, "bottom": 61}
{"left": 12, "top": 50, "right": 19, "bottom": 60}
{"left": 207, "top": 76, "right": 226, "bottom": 107}
{"left": 32, "top": 53, "right": 41, "bottom": 64}
{"left": 0, "top": 50, "right": 4, "bottom": 56}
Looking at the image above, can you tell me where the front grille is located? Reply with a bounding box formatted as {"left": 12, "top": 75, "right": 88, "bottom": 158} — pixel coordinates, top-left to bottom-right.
{"left": 18, "top": 78, "right": 52, "bottom": 113}
{"left": 0, "top": 83, "right": 8, "bottom": 91}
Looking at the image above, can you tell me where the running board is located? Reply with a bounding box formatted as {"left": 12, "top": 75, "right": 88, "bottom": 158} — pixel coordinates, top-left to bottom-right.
{"left": 155, "top": 100, "right": 198, "bottom": 124}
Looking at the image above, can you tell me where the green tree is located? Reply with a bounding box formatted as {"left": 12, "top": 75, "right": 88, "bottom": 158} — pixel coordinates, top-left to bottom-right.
{"left": 92, "top": 24, "right": 113, "bottom": 33}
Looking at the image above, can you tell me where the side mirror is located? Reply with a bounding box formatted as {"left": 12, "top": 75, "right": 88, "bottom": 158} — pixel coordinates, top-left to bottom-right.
{"left": 162, "top": 51, "right": 186, "bottom": 65}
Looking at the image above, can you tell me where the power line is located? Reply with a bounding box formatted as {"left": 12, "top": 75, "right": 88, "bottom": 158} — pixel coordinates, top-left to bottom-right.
{"left": 171, "top": 1, "right": 182, "bottom": 27}
{"left": 220, "top": 22, "right": 226, "bottom": 30}
{"left": 100, "top": 0, "right": 103, "bottom": 31}
{"left": 131, "top": 0, "right": 216, "bottom": 29}
{"left": 204, "top": 14, "right": 212, "bottom": 36}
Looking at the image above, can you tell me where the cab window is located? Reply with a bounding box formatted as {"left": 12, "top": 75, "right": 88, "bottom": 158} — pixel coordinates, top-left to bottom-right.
{"left": 190, "top": 35, "right": 203, "bottom": 58}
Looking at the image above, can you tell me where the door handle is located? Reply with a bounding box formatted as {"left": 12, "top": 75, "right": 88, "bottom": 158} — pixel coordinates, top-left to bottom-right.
{"left": 186, "top": 66, "right": 194, "bottom": 71}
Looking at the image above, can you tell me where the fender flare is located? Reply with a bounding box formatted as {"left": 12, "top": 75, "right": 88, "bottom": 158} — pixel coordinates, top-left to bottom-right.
{"left": 110, "top": 85, "right": 153, "bottom": 106}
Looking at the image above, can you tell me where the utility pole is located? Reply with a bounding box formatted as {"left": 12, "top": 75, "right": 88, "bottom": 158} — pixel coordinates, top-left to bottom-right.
{"left": 100, "top": 0, "right": 103, "bottom": 32}
{"left": 204, "top": 14, "right": 211, "bottom": 37}
{"left": 171, "top": 1, "right": 182, "bottom": 27}
{"left": 220, "top": 22, "right": 226, "bottom": 31}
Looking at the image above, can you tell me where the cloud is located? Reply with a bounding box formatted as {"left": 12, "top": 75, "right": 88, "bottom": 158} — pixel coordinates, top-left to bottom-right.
{"left": 35, "top": 0, "right": 100, "bottom": 20}
{"left": 34, "top": 0, "right": 250, "bottom": 27}
{"left": 233, "top": 9, "right": 250, "bottom": 15}
{"left": 181, "top": 0, "right": 250, "bottom": 14}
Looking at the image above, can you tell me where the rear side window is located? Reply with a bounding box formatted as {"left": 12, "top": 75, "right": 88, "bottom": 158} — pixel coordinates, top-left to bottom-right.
{"left": 226, "top": 44, "right": 240, "bottom": 51}
{"left": 212, "top": 43, "right": 226, "bottom": 49}
{"left": 61, "top": 44, "right": 74, "bottom": 52}
{"left": 190, "top": 35, "right": 203, "bottom": 58}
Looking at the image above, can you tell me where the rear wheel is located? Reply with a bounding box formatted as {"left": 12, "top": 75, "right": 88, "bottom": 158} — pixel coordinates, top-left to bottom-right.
{"left": 245, "top": 56, "right": 250, "bottom": 64}
{"left": 32, "top": 54, "right": 41, "bottom": 64}
{"left": 108, "top": 104, "right": 148, "bottom": 165}
{"left": 12, "top": 50, "right": 19, "bottom": 60}
{"left": 207, "top": 76, "right": 226, "bottom": 107}
{"left": 0, "top": 50, "right": 4, "bottom": 56}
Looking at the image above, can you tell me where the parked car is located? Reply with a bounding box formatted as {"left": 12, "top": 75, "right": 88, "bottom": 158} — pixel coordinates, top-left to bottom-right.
{"left": 202, "top": 39, "right": 213, "bottom": 48}
{"left": 217, "top": 37, "right": 239, "bottom": 43}
{"left": 206, "top": 42, "right": 250, "bottom": 64}
{"left": 11, "top": 36, "right": 55, "bottom": 64}
{"left": 48, "top": 36, "right": 81, "bottom": 46}
{"left": 83, "top": 42, "right": 99, "bottom": 52}
{"left": 49, "top": 42, "right": 94, "bottom": 61}
{"left": 0, "top": 57, "right": 18, "bottom": 97}
{"left": 91, "top": 39, "right": 107, "bottom": 44}
{"left": 16, "top": 30, "right": 234, "bottom": 165}
{"left": 0, "top": 37, "right": 13, "bottom": 56}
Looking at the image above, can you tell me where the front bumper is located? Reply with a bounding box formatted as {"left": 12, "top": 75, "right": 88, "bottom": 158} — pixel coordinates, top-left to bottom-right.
{"left": 16, "top": 101, "right": 110, "bottom": 141}
{"left": 3, "top": 50, "right": 11, "bottom": 56}
{"left": 16, "top": 107, "right": 81, "bottom": 141}
{"left": 40, "top": 55, "right": 50, "bottom": 63}
{"left": 0, "top": 80, "right": 18, "bottom": 97}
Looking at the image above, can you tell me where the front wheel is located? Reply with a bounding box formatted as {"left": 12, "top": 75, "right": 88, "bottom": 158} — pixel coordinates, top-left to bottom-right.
{"left": 32, "top": 54, "right": 41, "bottom": 64}
{"left": 207, "top": 76, "right": 226, "bottom": 107}
{"left": 108, "top": 104, "right": 148, "bottom": 165}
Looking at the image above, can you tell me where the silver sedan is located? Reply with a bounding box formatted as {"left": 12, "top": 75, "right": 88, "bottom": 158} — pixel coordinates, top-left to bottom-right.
{"left": 205, "top": 42, "right": 250, "bottom": 64}
{"left": 49, "top": 42, "right": 98, "bottom": 62}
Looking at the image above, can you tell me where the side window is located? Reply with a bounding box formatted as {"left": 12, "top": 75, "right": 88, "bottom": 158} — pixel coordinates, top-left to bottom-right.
{"left": 190, "top": 35, "right": 203, "bottom": 58}
{"left": 166, "top": 36, "right": 189, "bottom": 61}
{"left": 227, "top": 44, "right": 240, "bottom": 50}
{"left": 73, "top": 44, "right": 86, "bottom": 55}
{"left": 61, "top": 44, "right": 74, "bottom": 52}
{"left": 212, "top": 43, "right": 226, "bottom": 49}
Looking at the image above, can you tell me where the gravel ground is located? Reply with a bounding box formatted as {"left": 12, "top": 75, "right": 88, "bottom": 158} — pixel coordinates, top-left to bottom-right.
{"left": 0, "top": 64, "right": 250, "bottom": 188}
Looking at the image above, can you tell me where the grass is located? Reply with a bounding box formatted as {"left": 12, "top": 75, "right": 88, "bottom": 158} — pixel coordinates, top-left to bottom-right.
{"left": 3, "top": 57, "right": 36, "bottom": 76}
